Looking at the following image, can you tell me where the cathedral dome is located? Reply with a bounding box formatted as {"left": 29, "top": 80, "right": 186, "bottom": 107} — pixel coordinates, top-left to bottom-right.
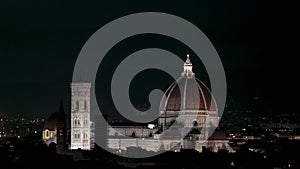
{"left": 159, "top": 54, "right": 217, "bottom": 112}
{"left": 44, "top": 102, "right": 66, "bottom": 130}
{"left": 44, "top": 111, "right": 66, "bottom": 130}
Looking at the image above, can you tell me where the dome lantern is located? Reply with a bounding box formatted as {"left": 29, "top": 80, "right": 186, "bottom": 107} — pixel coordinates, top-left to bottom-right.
{"left": 160, "top": 53, "right": 217, "bottom": 112}
{"left": 181, "top": 53, "right": 195, "bottom": 77}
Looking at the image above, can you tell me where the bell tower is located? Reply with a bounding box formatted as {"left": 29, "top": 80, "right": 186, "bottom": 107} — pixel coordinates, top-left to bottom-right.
{"left": 70, "top": 82, "right": 91, "bottom": 150}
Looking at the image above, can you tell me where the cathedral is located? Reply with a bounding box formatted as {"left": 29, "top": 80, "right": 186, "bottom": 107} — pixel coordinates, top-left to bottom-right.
{"left": 42, "top": 100, "right": 67, "bottom": 154}
{"left": 42, "top": 54, "right": 234, "bottom": 154}
{"left": 106, "top": 54, "right": 234, "bottom": 153}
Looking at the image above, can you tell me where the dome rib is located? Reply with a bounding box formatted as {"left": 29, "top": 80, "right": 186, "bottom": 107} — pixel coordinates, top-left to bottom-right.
{"left": 159, "top": 54, "right": 217, "bottom": 112}
{"left": 159, "top": 76, "right": 217, "bottom": 112}
{"left": 196, "top": 79, "right": 207, "bottom": 110}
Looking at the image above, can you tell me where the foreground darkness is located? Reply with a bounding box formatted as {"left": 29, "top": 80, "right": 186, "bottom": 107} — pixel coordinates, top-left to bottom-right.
{"left": 0, "top": 134, "right": 299, "bottom": 169}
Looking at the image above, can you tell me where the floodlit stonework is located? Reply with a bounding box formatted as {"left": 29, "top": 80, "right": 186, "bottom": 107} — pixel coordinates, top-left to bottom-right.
{"left": 106, "top": 54, "right": 234, "bottom": 153}
{"left": 64, "top": 54, "right": 234, "bottom": 154}
{"left": 70, "top": 82, "right": 92, "bottom": 150}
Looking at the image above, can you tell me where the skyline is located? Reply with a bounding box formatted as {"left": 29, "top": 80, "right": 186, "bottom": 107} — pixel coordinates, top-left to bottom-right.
{"left": 0, "top": 0, "right": 288, "bottom": 118}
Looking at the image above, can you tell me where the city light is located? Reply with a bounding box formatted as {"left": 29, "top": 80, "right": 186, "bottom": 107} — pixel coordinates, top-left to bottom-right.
{"left": 147, "top": 124, "right": 155, "bottom": 129}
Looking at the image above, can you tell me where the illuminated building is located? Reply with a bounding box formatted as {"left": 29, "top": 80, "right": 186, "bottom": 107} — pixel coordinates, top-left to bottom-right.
{"left": 107, "top": 54, "right": 235, "bottom": 153}
{"left": 70, "top": 82, "right": 93, "bottom": 150}
{"left": 42, "top": 54, "right": 234, "bottom": 154}
{"left": 42, "top": 101, "right": 67, "bottom": 153}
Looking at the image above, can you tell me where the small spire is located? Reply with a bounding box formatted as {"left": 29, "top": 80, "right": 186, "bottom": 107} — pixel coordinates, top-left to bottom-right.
{"left": 185, "top": 53, "right": 192, "bottom": 64}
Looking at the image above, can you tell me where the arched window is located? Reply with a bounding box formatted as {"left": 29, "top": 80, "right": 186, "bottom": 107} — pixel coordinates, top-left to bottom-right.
{"left": 83, "top": 133, "right": 88, "bottom": 139}
{"left": 74, "top": 117, "right": 81, "bottom": 126}
{"left": 74, "top": 131, "right": 81, "bottom": 139}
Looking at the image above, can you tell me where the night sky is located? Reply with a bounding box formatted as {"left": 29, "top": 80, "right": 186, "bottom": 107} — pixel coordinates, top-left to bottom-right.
{"left": 0, "top": 0, "right": 290, "bottom": 119}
